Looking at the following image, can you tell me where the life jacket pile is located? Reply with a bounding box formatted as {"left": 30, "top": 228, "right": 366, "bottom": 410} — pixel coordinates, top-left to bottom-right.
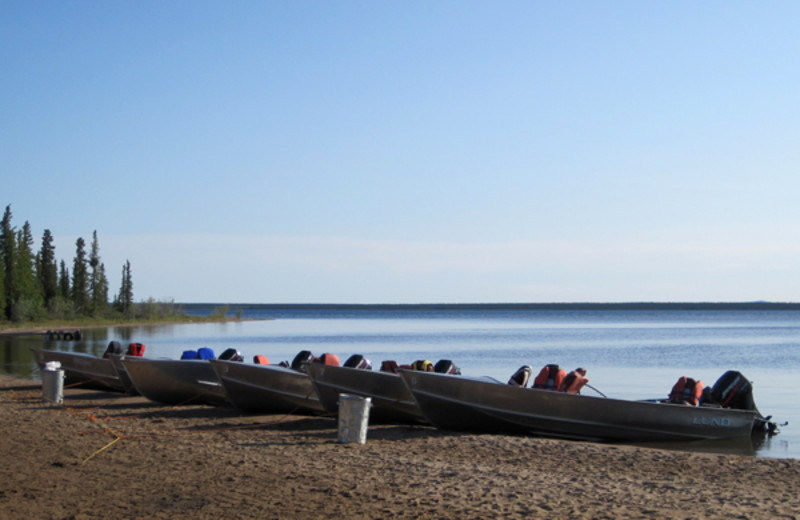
{"left": 179, "top": 347, "right": 216, "bottom": 360}
{"left": 531, "top": 364, "right": 589, "bottom": 394}
{"left": 379, "top": 359, "right": 461, "bottom": 375}
{"left": 410, "top": 360, "right": 434, "bottom": 372}
{"left": 196, "top": 347, "right": 215, "bottom": 360}
{"left": 532, "top": 364, "right": 566, "bottom": 391}
{"left": 380, "top": 360, "right": 400, "bottom": 373}
{"left": 668, "top": 376, "right": 704, "bottom": 406}
{"left": 126, "top": 342, "right": 145, "bottom": 357}
{"left": 315, "top": 353, "right": 340, "bottom": 366}
{"left": 558, "top": 368, "right": 589, "bottom": 394}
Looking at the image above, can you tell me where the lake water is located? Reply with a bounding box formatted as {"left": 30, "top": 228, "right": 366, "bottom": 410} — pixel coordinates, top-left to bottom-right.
{"left": 3, "top": 307, "right": 798, "bottom": 459}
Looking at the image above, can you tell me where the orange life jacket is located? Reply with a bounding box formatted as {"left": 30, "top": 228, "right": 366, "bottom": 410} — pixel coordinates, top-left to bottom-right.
{"left": 558, "top": 368, "right": 589, "bottom": 394}
{"left": 532, "top": 364, "right": 566, "bottom": 391}
{"left": 253, "top": 355, "right": 269, "bottom": 365}
{"left": 669, "top": 376, "right": 704, "bottom": 406}
{"left": 315, "top": 353, "right": 340, "bottom": 366}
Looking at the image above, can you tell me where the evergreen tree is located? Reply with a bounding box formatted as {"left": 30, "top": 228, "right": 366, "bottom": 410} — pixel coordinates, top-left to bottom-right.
{"left": 71, "top": 237, "right": 89, "bottom": 314}
{"left": 88, "top": 231, "right": 109, "bottom": 316}
{"left": 38, "top": 229, "right": 58, "bottom": 310}
{"left": 1, "top": 205, "right": 16, "bottom": 320}
{"left": 115, "top": 260, "right": 134, "bottom": 315}
{"left": 12, "top": 221, "right": 43, "bottom": 321}
{"left": 58, "top": 260, "right": 70, "bottom": 300}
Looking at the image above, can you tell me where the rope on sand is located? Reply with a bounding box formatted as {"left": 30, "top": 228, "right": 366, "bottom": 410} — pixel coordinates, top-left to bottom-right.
{"left": 82, "top": 437, "right": 121, "bottom": 464}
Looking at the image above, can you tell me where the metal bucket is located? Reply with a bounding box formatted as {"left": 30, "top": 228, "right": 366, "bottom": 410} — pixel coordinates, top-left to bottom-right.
{"left": 337, "top": 393, "right": 371, "bottom": 444}
{"left": 42, "top": 361, "right": 64, "bottom": 404}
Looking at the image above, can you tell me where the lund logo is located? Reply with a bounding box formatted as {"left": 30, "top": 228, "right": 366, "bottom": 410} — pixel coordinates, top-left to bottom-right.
{"left": 692, "top": 416, "right": 732, "bottom": 427}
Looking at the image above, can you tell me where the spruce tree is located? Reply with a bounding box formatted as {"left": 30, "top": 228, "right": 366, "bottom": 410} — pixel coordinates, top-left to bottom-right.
{"left": 115, "top": 260, "right": 134, "bottom": 315}
{"left": 71, "top": 237, "right": 89, "bottom": 315}
{"left": 13, "top": 221, "right": 43, "bottom": 321}
{"left": 38, "top": 229, "right": 58, "bottom": 310}
{"left": 58, "top": 260, "right": 70, "bottom": 300}
{"left": 88, "top": 231, "right": 109, "bottom": 316}
{"left": 1, "top": 205, "right": 16, "bottom": 320}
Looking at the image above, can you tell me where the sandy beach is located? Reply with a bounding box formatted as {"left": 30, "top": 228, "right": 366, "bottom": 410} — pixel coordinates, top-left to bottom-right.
{"left": 1, "top": 374, "right": 798, "bottom": 520}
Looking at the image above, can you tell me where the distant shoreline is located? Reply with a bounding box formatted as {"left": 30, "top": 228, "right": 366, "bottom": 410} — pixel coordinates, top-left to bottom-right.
{"left": 181, "top": 301, "right": 800, "bottom": 311}
{"left": 0, "top": 317, "right": 264, "bottom": 338}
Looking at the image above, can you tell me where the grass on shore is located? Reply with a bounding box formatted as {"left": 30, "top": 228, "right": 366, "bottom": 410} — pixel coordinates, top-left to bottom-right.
{"left": 0, "top": 304, "right": 239, "bottom": 336}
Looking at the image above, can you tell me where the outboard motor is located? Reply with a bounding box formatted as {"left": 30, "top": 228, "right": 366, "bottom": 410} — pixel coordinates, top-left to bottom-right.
{"left": 710, "top": 371, "right": 757, "bottom": 411}
{"left": 434, "top": 359, "right": 461, "bottom": 375}
{"left": 344, "top": 354, "right": 372, "bottom": 370}
{"left": 219, "top": 348, "right": 244, "bottom": 362}
{"left": 103, "top": 341, "right": 124, "bottom": 358}
{"left": 508, "top": 365, "right": 532, "bottom": 387}
{"left": 710, "top": 371, "right": 781, "bottom": 435}
{"left": 290, "top": 350, "right": 316, "bottom": 371}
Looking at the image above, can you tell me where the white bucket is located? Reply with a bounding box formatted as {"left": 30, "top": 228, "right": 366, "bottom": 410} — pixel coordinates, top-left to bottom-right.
{"left": 337, "top": 393, "right": 371, "bottom": 444}
{"left": 42, "top": 361, "right": 64, "bottom": 404}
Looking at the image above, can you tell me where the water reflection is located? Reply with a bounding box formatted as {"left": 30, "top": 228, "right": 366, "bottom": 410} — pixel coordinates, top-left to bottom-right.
{"left": 628, "top": 433, "right": 768, "bottom": 457}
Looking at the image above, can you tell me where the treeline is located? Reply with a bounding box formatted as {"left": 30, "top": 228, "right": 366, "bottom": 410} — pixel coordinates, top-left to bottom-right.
{"left": 0, "top": 205, "right": 135, "bottom": 323}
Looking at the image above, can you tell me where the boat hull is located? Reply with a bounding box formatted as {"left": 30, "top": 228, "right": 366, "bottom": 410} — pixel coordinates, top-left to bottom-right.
{"left": 31, "top": 348, "right": 127, "bottom": 393}
{"left": 400, "top": 371, "right": 757, "bottom": 443}
{"left": 108, "top": 355, "right": 138, "bottom": 394}
{"left": 306, "top": 363, "right": 425, "bottom": 423}
{"left": 123, "top": 358, "right": 228, "bottom": 406}
{"left": 210, "top": 360, "right": 324, "bottom": 415}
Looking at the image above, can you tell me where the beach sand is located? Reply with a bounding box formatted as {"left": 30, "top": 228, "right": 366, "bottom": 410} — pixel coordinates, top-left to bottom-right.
{"left": 1, "top": 375, "right": 798, "bottom": 520}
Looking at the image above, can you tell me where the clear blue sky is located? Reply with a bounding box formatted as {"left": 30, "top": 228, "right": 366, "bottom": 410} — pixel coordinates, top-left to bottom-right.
{"left": 2, "top": 1, "right": 799, "bottom": 303}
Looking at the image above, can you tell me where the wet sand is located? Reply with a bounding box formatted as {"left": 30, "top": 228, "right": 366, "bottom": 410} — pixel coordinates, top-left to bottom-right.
{"left": 1, "top": 374, "right": 798, "bottom": 519}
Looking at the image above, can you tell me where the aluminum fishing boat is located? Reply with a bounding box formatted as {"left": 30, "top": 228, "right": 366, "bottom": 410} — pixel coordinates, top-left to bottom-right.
{"left": 122, "top": 357, "right": 228, "bottom": 406}
{"left": 400, "top": 370, "right": 766, "bottom": 443}
{"left": 306, "top": 363, "right": 426, "bottom": 423}
{"left": 32, "top": 348, "right": 128, "bottom": 393}
{"left": 209, "top": 360, "right": 325, "bottom": 415}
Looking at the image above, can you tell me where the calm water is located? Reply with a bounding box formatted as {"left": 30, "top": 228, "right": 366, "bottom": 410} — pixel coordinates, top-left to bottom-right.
{"left": 3, "top": 308, "right": 798, "bottom": 459}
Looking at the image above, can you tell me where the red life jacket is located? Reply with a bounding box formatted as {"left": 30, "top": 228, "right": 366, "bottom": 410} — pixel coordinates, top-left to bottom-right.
{"left": 558, "top": 368, "right": 589, "bottom": 394}
{"left": 126, "top": 342, "right": 145, "bottom": 357}
{"left": 380, "top": 360, "right": 399, "bottom": 373}
{"left": 532, "top": 364, "right": 566, "bottom": 391}
{"left": 253, "top": 355, "right": 269, "bottom": 365}
{"left": 669, "top": 376, "right": 704, "bottom": 406}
